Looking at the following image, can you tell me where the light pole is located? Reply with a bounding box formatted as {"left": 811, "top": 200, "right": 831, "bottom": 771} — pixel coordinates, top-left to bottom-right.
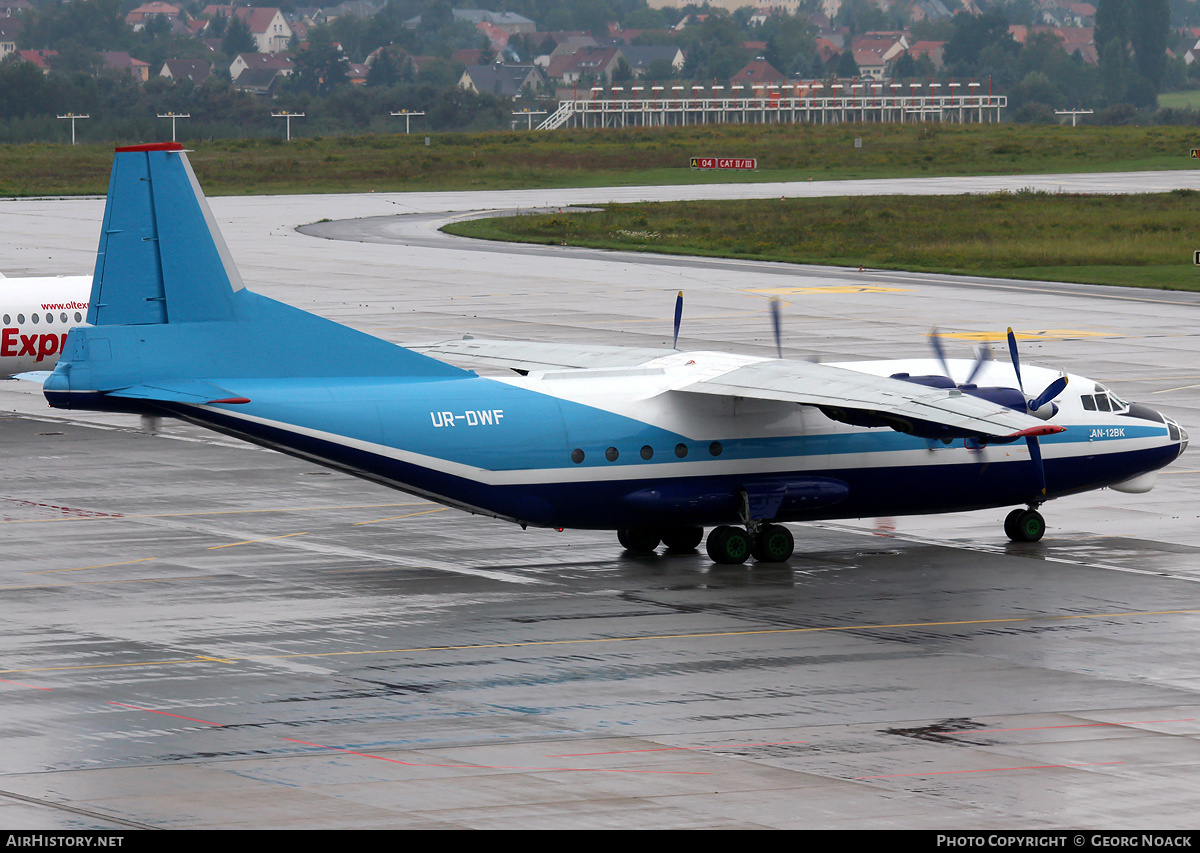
{"left": 56, "top": 113, "right": 89, "bottom": 145}
{"left": 512, "top": 108, "right": 547, "bottom": 130}
{"left": 390, "top": 109, "right": 425, "bottom": 134}
{"left": 157, "top": 112, "right": 190, "bottom": 142}
{"left": 271, "top": 111, "right": 304, "bottom": 141}
{"left": 1055, "top": 109, "right": 1094, "bottom": 127}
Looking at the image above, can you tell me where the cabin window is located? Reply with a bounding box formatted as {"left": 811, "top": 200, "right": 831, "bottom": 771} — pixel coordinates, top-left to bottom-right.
{"left": 674, "top": 443, "right": 688, "bottom": 458}
{"left": 30, "top": 313, "right": 38, "bottom": 324}
{"left": 2, "top": 315, "right": 9, "bottom": 325}
{"left": 74, "top": 312, "right": 83, "bottom": 323}
{"left": 16, "top": 314, "right": 24, "bottom": 324}
{"left": 45, "top": 313, "right": 53, "bottom": 324}
{"left": 60, "top": 313, "right": 68, "bottom": 323}
{"left": 571, "top": 448, "right": 584, "bottom": 464}
{"left": 709, "top": 441, "right": 723, "bottom": 457}
{"left": 640, "top": 445, "right": 653, "bottom": 460}
{"left": 605, "top": 446, "right": 619, "bottom": 462}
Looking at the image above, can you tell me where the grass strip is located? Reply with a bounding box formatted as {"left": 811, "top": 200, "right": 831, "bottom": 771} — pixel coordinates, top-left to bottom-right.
{"left": 2, "top": 123, "right": 1200, "bottom": 197}
{"left": 443, "top": 190, "right": 1200, "bottom": 291}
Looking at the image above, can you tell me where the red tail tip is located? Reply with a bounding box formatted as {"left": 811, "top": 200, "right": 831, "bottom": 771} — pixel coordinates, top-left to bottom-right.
{"left": 114, "top": 142, "right": 185, "bottom": 153}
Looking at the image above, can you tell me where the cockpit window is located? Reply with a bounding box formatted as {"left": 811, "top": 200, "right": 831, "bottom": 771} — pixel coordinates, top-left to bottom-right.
{"left": 1088, "top": 385, "right": 1129, "bottom": 414}
{"left": 1081, "top": 395, "right": 1096, "bottom": 411}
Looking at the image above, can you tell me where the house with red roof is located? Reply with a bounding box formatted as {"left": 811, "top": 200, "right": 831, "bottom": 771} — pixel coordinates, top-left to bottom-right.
{"left": 15, "top": 49, "right": 55, "bottom": 71}
{"left": 546, "top": 45, "right": 623, "bottom": 85}
{"left": 101, "top": 51, "right": 151, "bottom": 81}
{"left": 230, "top": 51, "right": 294, "bottom": 81}
{"left": 125, "top": 3, "right": 182, "bottom": 31}
{"left": 905, "top": 40, "right": 945, "bottom": 69}
{"left": 730, "top": 58, "right": 788, "bottom": 86}
{"left": 202, "top": 6, "right": 293, "bottom": 53}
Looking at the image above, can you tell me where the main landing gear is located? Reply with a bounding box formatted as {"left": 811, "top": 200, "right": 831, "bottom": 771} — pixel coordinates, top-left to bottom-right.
{"left": 707, "top": 523, "right": 795, "bottom": 564}
{"left": 1004, "top": 506, "right": 1046, "bottom": 543}
{"left": 617, "top": 525, "right": 703, "bottom": 554}
{"left": 616, "top": 523, "right": 795, "bottom": 564}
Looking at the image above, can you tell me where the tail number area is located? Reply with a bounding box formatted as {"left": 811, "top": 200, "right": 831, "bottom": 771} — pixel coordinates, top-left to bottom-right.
{"left": 430, "top": 409, "right": 505, "bottom": 428}
{"left": 1090, "top": 427, "right": 1126, "bottom": 440}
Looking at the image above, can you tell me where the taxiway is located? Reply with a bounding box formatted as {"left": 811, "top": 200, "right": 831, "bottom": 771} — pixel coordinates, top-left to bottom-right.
{"left": 1, "top": 171, "right": 1198, "bottom": 828}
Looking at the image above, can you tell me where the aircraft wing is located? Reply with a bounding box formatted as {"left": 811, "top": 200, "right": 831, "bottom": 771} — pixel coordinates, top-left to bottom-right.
{"left": 676, "top": 358, "right": 1054, "bottom": 439}
{"left": 414, "top": 339, "right": 674, "bottom": 372}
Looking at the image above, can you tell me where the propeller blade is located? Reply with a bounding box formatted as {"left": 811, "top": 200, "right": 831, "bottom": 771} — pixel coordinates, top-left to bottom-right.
{"left": 1030, "top": 375, "right": 1069, "bottom": 412}
{"left": 770, "top": 298, "right": 782, "bottom": 359}
{"left": 964, "top": 342, "right": 992, "bottom": 386}
{"left": 1026, "top": 434, "right": 1047, "bottom": 496}
{"left": 929, "top": 328, "right": 953, "bottom": 380}
{"left": 672, "top": 291, "right": 683, "bottom": 350}
{"left": 1006, "top": 327, "right": 1025, "bottom": 395}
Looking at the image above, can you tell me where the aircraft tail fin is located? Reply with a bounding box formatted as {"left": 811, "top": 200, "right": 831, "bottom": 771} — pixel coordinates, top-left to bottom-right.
{"left": 90, "top": 142, "right": 242, "bottom": 326}
{"left": 46, "top": 143, "right": 468, "bottom": 410}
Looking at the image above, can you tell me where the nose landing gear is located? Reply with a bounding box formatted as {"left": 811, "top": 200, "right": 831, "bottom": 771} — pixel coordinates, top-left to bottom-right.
{"left": 1004, "top": 506, "right": 1046, "bottom": 542}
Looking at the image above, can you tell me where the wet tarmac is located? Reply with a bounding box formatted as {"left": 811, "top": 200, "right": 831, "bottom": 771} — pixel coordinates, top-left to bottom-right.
{"left": 1, "top": 172, "right": 1199, "bottom": 828}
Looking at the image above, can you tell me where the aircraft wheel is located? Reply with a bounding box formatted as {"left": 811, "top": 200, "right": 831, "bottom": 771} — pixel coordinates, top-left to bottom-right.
{"left": 618, "top": 527, "right": 660, "bottom": 554}
{"left": 1003, "top": 508, "right": 1025, "bottom": 541}
{"left": 706, "top": 525, "right": 751, "bottom": 565}
{"left": 661, "top": 525, "right": 704, "bottom": 552}
{"left": 752, "top": 524, "right": 794, "bottom": 563}
{"left": 1007, "top": 509, "right": 1045, "bottom": 543}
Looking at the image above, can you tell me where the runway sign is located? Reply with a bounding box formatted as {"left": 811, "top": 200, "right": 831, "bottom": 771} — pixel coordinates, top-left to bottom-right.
{"left": 691, "top": 157, "right": 757, "bottom": 170}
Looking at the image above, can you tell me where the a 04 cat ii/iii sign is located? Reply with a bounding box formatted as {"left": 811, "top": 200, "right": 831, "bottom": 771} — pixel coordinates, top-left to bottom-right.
{"left": 690, "top": 157, "right": 757, "bottom": 170}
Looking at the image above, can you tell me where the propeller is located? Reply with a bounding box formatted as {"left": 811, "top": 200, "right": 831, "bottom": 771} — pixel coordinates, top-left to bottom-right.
{"left": 1006, "top": 327, "right": 1068, "bottom": 418}
{"left": 1005, "top": 327, "right": 1069, "bottom": 497}
{"left": 769, "top": 298, "right": 783, "bottom": 359}
{"left": 929, "top": 328, "right": 990, "bottom": 388}
{"left": 921, "top": 329, "right": 1069, "bottom": 496}
{"left": 672, "top": 291, "right": 683, "bottom": 349}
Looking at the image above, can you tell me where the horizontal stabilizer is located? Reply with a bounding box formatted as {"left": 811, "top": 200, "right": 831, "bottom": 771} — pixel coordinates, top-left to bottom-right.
{"left": 13, "top": 371, "right": 52, "bottom": 385}
{"left": 106, "top": 379, "right": 250, "bottom": 405}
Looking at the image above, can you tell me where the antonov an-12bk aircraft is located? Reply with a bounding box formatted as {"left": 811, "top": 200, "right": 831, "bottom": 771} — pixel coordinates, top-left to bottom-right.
{"left": 30, "top": 143, "right": 1189, "bottom": 563}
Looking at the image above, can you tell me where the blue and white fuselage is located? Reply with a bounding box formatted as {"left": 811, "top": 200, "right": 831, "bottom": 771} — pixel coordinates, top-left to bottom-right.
{"left": 35, "top": 143, "right": 1188, "bottom": 562}
{"left": 78, "top": 352, "right": 1178, "bottom": 531}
